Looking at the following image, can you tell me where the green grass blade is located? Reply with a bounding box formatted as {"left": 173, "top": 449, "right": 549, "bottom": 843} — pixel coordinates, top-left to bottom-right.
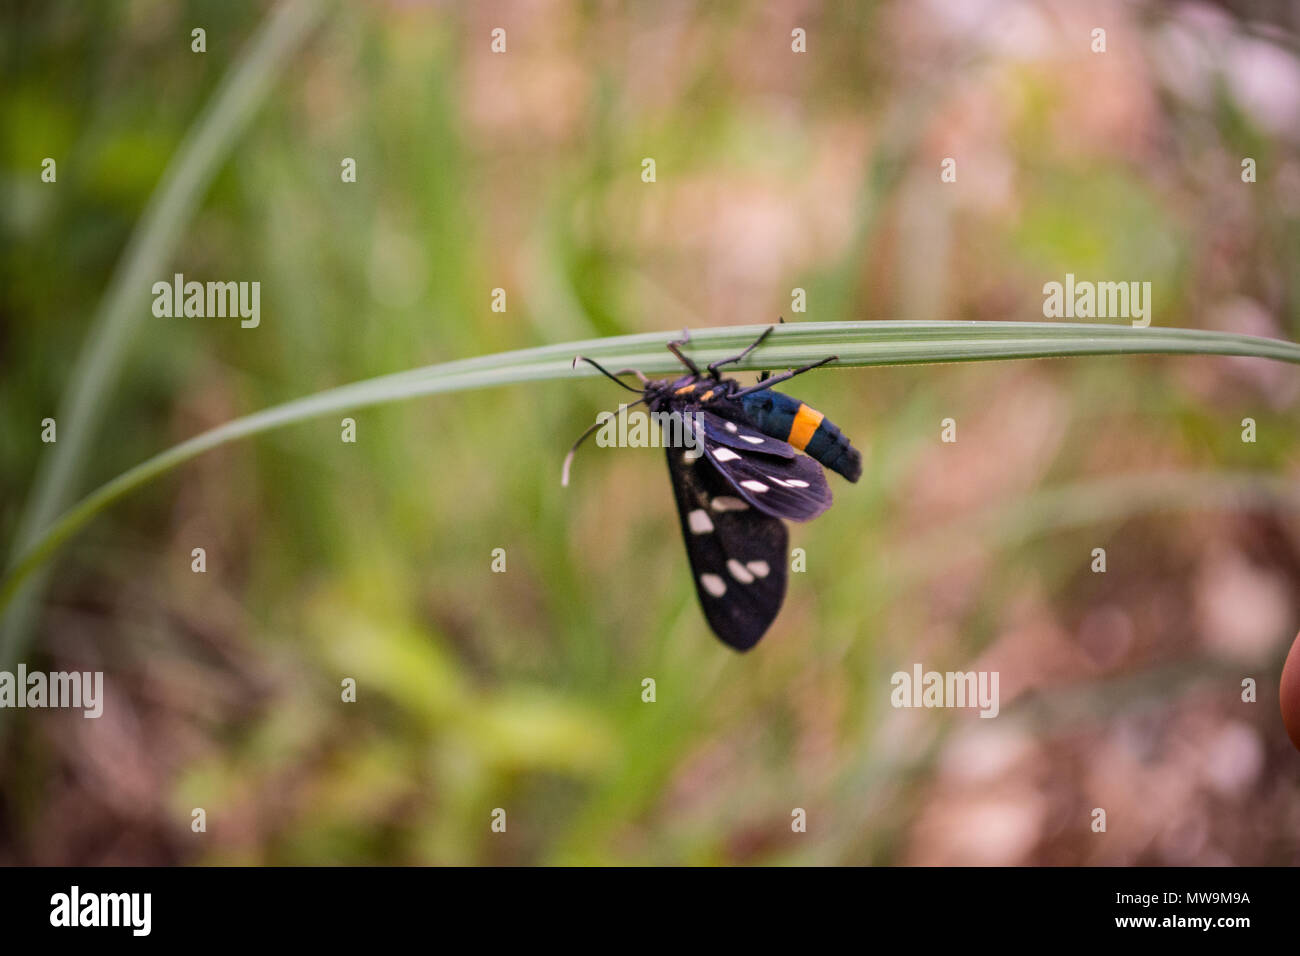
{"left": 0, "top": 0, "right": 325, "bottom": 665}
{"left": 3, "top": 320, "right": 1299, "bottom": 619}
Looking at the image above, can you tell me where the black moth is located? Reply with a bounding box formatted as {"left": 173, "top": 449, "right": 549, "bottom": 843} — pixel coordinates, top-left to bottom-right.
{"left": 564, "top": 325, "right": 861, "bottom": 651}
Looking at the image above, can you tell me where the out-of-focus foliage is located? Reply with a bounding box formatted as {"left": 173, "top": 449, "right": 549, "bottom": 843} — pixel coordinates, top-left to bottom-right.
{"left": 1, "top": 0, "right": 1299, "bottom": 864}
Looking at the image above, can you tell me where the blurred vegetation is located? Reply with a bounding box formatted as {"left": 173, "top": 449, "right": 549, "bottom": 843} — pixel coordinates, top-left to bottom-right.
{"left": 2, "top": 0, "right": 1300, "bottom": 864}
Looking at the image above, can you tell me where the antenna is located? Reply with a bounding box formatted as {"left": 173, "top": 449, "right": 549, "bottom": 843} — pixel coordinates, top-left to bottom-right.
{"left": 572, "top": 355, "right": 644, "bottom": 394}
{"left": 561, "top": 398, "right": 647, "bottom": 486}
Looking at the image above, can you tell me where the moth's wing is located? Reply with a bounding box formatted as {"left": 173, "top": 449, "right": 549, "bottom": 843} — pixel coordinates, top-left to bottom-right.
{"left": 692, "top": 415, "right": 832, "bottom": 522}
{"left": 698, "top": 409, "right": 795, "bottom": 459}
{"left": 665, "top": 446, "right": 788, "bottom": 651}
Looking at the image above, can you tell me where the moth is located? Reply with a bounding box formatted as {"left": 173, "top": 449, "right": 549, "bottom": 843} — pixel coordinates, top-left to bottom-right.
{"left": 563, "top": 326, "right": 861, "bottom": 651}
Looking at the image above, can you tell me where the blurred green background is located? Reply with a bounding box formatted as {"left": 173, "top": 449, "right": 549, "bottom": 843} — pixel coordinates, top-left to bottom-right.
{"left": 2, "top": 0, "right": 1300, "bottom": 864}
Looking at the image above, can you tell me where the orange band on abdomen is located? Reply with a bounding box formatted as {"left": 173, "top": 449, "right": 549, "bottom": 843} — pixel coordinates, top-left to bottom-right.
{"left": 787, "top": 404, "right": 824, "bottom": 451}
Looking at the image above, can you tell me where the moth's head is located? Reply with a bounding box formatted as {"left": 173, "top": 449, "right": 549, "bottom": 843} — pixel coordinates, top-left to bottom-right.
{"left": 642, "top": 376, "right": 682, "bottom": 404}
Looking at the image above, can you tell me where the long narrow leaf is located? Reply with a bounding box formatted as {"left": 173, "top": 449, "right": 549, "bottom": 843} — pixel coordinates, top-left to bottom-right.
{"left": 0, "top": 0, "right": 325, "bottom": 665}
{"left": 3, "top": 320, "right": 1299, "bottom": 615}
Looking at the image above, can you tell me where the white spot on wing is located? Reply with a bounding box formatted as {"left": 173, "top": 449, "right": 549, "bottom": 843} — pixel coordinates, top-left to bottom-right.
{"left": 740, "top": 480, "right": 768, "bottom": 493}
{"left": 713, "top": 447, "right": 741, "bottom": 462}
{"left": 727, "top": 559, "right": 755, "bottom": 584}
{"left": 687, "top": 509, "right": 713, "bottom": 534}
{"left": 724, "top": 421, "right": 738, "bottom": 433}
{"left": 746, "top": 560, "right": 770, "bottom": 578}
{"left": 711, "top": 496, "right": 749, "bottom": 512}
{"left": 740, "top": 434, "right": 764, "bottom": 444}
{"left": 700, "top": 573, "right": 726, "bottom": 597}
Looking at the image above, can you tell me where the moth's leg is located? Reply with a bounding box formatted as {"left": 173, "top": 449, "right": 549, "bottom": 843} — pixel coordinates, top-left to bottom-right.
{"left": 757, "top": 318, "right": 785, "bottom": 382}
{"left": 707, "top": 326, "right": 774, "bottom": 380}
{"left": 666, "top": 328, "right": 702, "bottom": 376}
{"left": 732, "top": 355, "right": 837, "bottom": 397}
{"left": 611, "top": 367, "right": 650, "bottom": 385}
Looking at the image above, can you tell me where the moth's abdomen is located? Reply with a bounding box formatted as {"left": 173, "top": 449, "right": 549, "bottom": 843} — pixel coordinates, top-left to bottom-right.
{"left": 800, "top": 411, "right": 862, "bottom": 483}
{"left": 740, "top": 391, "right": 862, "bottom": 483}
